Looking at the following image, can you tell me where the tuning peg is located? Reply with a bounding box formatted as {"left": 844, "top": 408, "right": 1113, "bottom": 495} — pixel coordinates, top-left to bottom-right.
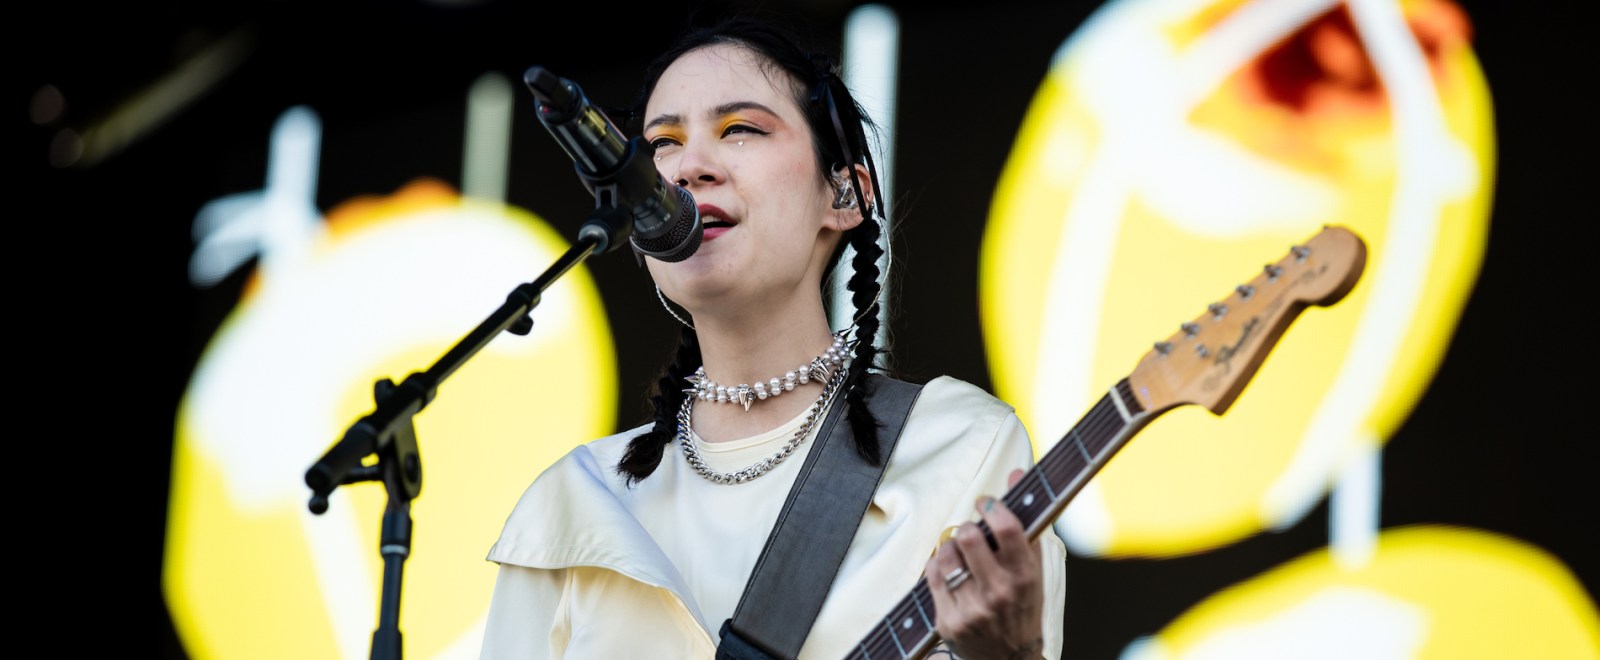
{"left": 1291, "top": 245, "right": 1311, "bottom": 261}
{"left": 1208, "top": 302, "right": 1228, "bottom": 319}
{"left": 1181, "top": 322, "right": 1199, "bottom": 337}
{"left": 1195, "top": 343, "right": 1210, "bottom": 358}
{"left": 1264, "top": 264, "right": 1283, "bottom": 281}
{"left": 1154, "top": 341, "right": 1173, "bottom": 355}
{"left": 1235, "top": 284, "right": 1255, "bottom": 300}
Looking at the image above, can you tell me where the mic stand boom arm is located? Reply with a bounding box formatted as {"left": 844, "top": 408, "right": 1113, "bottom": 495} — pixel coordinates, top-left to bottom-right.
{"left": 302, "top": 190, "right": 638, "bottom": 660}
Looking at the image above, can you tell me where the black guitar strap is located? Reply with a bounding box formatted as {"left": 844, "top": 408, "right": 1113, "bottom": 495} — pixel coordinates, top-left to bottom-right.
{"left": 716, "top": 374, "right": 925, "bottom": 660}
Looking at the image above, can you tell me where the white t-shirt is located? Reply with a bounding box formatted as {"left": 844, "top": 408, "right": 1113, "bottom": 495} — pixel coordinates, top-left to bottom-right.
{"left": 482, "top": 376, "right": 1067, "bottom": 659}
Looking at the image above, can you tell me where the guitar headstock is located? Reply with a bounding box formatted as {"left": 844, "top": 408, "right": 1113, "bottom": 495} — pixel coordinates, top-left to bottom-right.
{"left": 1127, "top": 225, "right": 1366, "bottom": 416}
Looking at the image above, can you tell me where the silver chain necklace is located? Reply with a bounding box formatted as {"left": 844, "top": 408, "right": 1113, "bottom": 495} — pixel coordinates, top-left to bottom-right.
{"left": 677, "top": 366, "right": 847, "bottom": 484}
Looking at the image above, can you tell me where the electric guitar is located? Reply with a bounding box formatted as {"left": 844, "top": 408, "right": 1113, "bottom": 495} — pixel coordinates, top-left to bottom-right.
{"left": 844, "top": 224, "right": 1368, "bottom": 659}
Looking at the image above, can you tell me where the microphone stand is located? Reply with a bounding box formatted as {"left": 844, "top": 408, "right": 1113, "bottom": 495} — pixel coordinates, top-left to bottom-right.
{"left": 303, "top": 173, "right": 643, "bottom": 660}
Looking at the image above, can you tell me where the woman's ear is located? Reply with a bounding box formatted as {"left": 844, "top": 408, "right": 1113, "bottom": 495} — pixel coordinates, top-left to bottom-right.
{"left": 824, "top": 164, "right": 873, "bottom": 231}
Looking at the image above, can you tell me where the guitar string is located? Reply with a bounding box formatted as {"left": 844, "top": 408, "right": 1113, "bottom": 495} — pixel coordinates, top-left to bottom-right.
{"left": 1007, "top": 396, "right": 1123, "bottom": 529}
{"left": 1033, "top": 398, "right": 1122, "bottom": 508}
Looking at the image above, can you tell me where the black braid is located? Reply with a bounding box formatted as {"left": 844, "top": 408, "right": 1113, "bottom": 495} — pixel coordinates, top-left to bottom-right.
{"left": 816, "top": 62, "right": 892, "bottom": 467}
{"left": 842, "top": 207, "right": 886, "bottom": 465}
{"left": 617, "top": 327, "right": 701, "bottom": 486}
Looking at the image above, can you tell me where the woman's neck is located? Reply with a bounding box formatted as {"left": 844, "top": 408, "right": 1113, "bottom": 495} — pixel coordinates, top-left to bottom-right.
{"left": 687, "top": 297, "right": 845, "bottom": 443}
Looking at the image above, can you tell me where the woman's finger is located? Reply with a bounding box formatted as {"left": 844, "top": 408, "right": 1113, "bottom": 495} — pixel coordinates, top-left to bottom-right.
{"left": 924, "top": 546, "right": 967, "bottom": 624}
{"left": 976, "top": 495, "right": 1033, "bottom": 569}
{"left": 951, "top": 520, "right": 1005, "bottom": 595}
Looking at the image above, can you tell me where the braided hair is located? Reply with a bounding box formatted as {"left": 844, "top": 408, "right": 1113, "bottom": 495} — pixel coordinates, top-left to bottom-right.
{"left": 616, "top": 15, "right": 892, "bottom": 486}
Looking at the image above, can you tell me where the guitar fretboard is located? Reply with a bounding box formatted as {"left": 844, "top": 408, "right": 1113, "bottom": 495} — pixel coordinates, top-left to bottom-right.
{"left": 845, "top": 379, "right": 1147, "bottom": 659}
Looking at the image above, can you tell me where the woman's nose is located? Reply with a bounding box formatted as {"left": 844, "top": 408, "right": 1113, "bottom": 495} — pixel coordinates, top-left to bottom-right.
{"left": 669, "top": 139, "right": 723, "bottom": 189}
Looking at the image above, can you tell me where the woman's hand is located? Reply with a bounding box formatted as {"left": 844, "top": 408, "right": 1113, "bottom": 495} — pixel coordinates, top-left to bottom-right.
{"left": 924, "top": 469, "right": 1045, "bottom": 659}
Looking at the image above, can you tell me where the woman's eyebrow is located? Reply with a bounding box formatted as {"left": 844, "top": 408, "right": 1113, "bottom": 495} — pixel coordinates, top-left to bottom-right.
{"left": 712, "top": 101, "right": 779, "bottom": 118}
{"left": 644, "top": 113, "right": 682, "bottom": 132}
{"left": 644, "top": 101, "right": 781, "bottom": 131}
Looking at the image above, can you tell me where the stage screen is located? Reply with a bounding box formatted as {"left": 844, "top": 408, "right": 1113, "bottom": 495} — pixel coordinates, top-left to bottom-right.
{"left": 25, "top": 1, "right": 1593, "bottom": 658}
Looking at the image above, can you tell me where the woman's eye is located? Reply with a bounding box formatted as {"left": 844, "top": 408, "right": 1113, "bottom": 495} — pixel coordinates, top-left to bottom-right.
{"left": 723, "top": 124, "right": 767, "bottom": 139}
{"left": 648, "top": 137, "right": 680, "bottom": 150}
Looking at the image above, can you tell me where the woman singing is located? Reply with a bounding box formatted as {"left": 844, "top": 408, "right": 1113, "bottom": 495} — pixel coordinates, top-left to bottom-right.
{"left": 482, "top": 14, "right": 1066, "bottom": 659}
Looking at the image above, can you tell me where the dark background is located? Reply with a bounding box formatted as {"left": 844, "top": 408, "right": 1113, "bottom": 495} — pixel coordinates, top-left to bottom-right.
{"left": 20, "top": 0, "right": 1593, "bottom": 657}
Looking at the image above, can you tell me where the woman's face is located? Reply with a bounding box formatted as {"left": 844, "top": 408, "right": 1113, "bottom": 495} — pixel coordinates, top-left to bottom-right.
{"left": 642, "top": 43, "right": 851, "bottom": 317}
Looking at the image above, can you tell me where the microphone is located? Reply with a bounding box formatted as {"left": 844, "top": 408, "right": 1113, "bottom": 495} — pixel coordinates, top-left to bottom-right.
{"left": 524, "top": 66, "right": 702, "bottom": 262}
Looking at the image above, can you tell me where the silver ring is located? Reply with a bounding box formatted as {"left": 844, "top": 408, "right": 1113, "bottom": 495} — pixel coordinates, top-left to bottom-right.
{"left": 943, "top": 566, "right": 971, "bottom": 591}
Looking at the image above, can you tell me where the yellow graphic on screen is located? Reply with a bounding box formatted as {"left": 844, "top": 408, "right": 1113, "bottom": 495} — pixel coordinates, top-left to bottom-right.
{"left": 1123, "top": 525, "right": 1600, "bottom": 659}
{"left": 982, "top": 0, "right": 1492, "bottom": 557}
{"left": 165, "top": 108, "right": 615, "bottom": 658}
{"left": 980, "top": 1, "right": 1600, "bottom": 653}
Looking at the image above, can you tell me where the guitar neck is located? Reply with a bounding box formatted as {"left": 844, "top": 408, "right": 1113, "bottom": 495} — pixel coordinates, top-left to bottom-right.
{"left": 841, "top": 225, "right": 1366, "bottom": 660}
{"left": 845, "top": 379, "right": 1150, "bottom": 660}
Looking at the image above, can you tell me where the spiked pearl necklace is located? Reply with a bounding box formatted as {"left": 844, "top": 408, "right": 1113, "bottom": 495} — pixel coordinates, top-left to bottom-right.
{"left": 685, "top": 331, "right": 850, "bottom": 411}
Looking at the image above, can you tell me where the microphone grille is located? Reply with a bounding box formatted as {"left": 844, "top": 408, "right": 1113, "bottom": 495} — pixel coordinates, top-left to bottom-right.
{"left": 631, "top": 187, "right": 703, "bottom": 263}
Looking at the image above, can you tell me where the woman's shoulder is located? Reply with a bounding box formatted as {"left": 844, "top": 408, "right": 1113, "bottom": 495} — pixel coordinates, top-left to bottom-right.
{"left": 503, "top": 423, "right": 653, "bottom": 503}
{"left": 872, "top": 373, "right": 1026, "bottom": 458}
{"left": 489, "top": 423, "right": 667, "bottom": 569}
{"left": 877, "top": 373, "right": 1017, "bottom": 422}
{"left": 580, "top": 422, "right": 654, "bottom": 469}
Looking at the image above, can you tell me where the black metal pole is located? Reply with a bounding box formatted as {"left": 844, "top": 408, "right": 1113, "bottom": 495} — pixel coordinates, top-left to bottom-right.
{"left": 371, "top": 499, "right": 412, "bottom": 660}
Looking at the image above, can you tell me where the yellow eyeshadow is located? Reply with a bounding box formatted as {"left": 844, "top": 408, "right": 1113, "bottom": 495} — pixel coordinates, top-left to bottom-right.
{"left": 718, "top": 116, "right": 757, "bottom": 133}
{"left": 647, "top": 127, "right": 683, "bottom": 143}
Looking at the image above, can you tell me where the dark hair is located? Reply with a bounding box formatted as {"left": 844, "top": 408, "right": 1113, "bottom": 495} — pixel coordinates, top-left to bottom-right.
{"left": 614, "top": 14, "right": 891, "bottom": 486}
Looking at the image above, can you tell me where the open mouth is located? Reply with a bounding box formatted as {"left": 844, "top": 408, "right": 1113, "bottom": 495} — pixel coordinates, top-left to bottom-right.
{"left": 702, "top": 218, "right": 735, "bottom": 242}
{"left": 697, "top": 204, "right": 735, "bottom": 241}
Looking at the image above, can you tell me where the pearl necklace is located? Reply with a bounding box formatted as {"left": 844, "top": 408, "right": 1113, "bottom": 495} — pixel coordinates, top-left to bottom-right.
{"left": 677, "top": 364, "right": 847, "bottom": 485}
{"left": 685, "top": 332, "right": 849, "bottom": 412}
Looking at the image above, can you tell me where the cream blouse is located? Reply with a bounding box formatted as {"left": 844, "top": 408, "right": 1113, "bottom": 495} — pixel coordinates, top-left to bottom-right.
{"left": 481, "top": 376, "right": 1067, "bottom": 659}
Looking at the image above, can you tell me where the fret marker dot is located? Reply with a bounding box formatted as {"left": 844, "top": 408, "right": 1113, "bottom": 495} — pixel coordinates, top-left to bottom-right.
{"left": 1022, "top": 493, "right": 1035, "bottom": 506}
{"left": 903, "top": 617, "right": 913, "bottom": 629}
